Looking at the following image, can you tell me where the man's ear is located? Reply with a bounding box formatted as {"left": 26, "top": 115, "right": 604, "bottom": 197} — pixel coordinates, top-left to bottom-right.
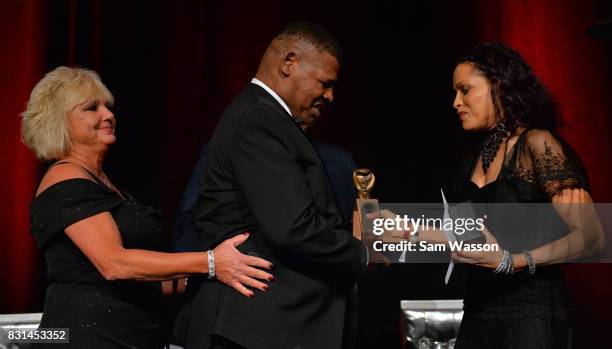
{"left": 280, "top": 51, "right": 298, "bottom": 77}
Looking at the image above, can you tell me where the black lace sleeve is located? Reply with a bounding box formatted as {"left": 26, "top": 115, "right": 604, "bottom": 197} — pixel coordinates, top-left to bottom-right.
{"left": 513, "top": 129, "right": 590, "bottom": 199}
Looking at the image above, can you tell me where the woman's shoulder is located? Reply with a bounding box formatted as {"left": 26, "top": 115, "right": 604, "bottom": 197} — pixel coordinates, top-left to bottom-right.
{"left": 31, "top": 165, "right": 123, "bottom": 249}
{"left": 513, "top": 128, "right": 578, "bottom": 160}
{"left": 36, "top": 162, "right": 94, "bottom": 197}
{"left": 32, "top": 162, "right": 122, "bottom": 219}
{"left": 518, "top": 128, "right": 561, "bottom": 148}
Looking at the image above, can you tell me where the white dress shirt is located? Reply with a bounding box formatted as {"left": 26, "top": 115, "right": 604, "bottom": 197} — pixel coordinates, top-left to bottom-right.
{"left": 250, "top": 78, "right": 293, "bottom": 117}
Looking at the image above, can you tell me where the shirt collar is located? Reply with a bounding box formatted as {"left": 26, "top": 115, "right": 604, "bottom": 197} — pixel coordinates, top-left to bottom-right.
{"left": 250, "top": 78, "right": 292, "bottom": 117}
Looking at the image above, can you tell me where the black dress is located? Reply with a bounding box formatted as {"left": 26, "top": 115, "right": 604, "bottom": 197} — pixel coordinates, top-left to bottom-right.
{"left": 29, "top": 166, "right": 166, "bottom": 348}
{"left": 449, "top": 129, "right": 590, "bottom": 349}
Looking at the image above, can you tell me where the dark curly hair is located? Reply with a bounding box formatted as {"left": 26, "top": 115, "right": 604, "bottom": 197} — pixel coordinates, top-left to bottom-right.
{"left": 458, "top": 42, "right": 561, "bottom": 130}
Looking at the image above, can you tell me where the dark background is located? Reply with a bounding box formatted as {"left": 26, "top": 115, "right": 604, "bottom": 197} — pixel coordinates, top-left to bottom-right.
{"left": 2, "top": 0, "right": 612, "bottom": 347}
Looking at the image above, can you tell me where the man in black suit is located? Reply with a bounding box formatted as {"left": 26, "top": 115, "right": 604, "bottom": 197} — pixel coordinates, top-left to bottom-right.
{"left": 184, "top": 22, "right": 367, "bottom": 348}
{"left": 171, "top": 141, "right": 358, "bottom": 348}
{"left": 171, "top": 139, "right": 358, "bottom": 348}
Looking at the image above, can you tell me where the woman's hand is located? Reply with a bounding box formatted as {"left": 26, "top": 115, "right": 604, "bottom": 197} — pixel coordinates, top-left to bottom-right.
{"left": 213, "top": 232, "right": 274, "bottom": 297}
{"left": 450, "top": 229, "right": 503, "bottom": 269}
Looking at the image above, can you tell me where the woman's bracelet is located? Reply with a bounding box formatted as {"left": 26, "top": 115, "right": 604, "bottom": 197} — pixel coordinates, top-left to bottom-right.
{"left": 207, "top": 249, "right": 216, "bottom": 279}
{"left": 493, "top": 249, "right": 513, "bottom": 275}
{"left": 522, "top": 250, "right": 536, "bottom": 275}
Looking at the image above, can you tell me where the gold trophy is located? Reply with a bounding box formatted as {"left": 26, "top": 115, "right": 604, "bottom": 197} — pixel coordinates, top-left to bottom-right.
{"left": 352, "top": 168, "right": 380, "bottom": 240}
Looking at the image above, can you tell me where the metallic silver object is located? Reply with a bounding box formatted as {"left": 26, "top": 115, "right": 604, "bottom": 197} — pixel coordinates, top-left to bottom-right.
{"left": 207, "top": 249, "right": 215, "bottom": 279}
{"left": 400, "top": 300, "right": 463, "bottom": 349}
{"left": 0, "top": 313, "right": 42, "bottom": 349}
{"left": 522, "top": 250, "right": 536, "bottom": 275}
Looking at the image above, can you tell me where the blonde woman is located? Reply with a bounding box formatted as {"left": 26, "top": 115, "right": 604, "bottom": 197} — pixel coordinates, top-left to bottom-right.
{"left": 23, "top": 67, "right": 273, "bottom": 348}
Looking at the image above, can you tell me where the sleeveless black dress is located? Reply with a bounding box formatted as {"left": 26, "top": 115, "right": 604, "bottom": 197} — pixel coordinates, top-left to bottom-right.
{"left": 29, "top": 166, "right": 166, "bottom": 348}
{"left": 449, "top": 129, "right": 590, "bottom": 349}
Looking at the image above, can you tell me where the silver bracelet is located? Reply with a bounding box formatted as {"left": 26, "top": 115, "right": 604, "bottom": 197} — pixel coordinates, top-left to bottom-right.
{"left": 492, "top": 250, "right": 507, "bottom": 274}
{"left": 493, "top": 250, "right": 514, "bottom": 275}
{"left": 522, "top": 250, "right": 536, "bottom": 275}
{"left": 207, "top": 249, "right": 216, "bottom": 279}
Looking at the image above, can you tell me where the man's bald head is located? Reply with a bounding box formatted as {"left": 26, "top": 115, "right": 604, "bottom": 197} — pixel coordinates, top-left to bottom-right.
{"left": 256, "top": 22, "right": 341, "bottom": 126}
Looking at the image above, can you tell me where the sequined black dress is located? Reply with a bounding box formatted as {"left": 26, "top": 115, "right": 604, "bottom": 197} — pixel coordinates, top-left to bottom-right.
{"left": 29, "top": 168, "right": 165, "bottom": 348}
{"left": 449, "top": 129, "right": 590, "bottom": 349}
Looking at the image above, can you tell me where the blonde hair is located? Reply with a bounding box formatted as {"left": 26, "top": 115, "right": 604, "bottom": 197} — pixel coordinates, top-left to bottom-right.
{"left": 21, "top": 66, "right": 114, "bottom": 160}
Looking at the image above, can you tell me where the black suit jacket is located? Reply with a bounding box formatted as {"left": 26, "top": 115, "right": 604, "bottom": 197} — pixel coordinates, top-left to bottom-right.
{"left": 187, "top": 83, "right": 364, "bottom": 349}
{"left": 170, "top": 140, "right": 356, "bottom": 253}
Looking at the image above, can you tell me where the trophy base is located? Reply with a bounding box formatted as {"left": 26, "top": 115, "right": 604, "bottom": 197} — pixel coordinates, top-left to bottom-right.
{"left": 353, "top": 198, "right": 380, "bottom": 240}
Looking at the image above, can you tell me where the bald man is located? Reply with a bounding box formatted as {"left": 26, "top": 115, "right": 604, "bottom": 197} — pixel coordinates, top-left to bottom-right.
{"left": 184, "top": 22, "right": 367, "bottom": 349}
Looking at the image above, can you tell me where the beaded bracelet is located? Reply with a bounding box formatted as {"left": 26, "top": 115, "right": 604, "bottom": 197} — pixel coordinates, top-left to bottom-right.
{"left": 522, "top": 250, "right": 536, "bottom": 275}
{"left": 493, "top": 250, "right": 514, "bottom": 275}
{"left": 207, "top": 249, "right": 216, "bottom": 279}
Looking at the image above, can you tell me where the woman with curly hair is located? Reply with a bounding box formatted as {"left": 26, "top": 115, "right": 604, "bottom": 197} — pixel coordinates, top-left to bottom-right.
{"left": 446, "top": 43, "right": 604, "bottom": 348}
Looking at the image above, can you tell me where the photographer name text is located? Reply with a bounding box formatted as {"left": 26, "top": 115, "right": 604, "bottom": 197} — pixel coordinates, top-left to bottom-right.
{"left": 372, "top": 240, "right": 499, "bottom": 252}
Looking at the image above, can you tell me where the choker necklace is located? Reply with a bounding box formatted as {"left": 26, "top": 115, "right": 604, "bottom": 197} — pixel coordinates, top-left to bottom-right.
{"left": 479, "top": 121, "right": 514, "bottom": 173}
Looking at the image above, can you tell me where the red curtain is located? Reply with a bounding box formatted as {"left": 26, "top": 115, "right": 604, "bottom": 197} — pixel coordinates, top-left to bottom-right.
{"left": 0, "top": 0, "right": 47, "bottom": 313}
{"left": 160, "top": 1, "right": 284, "bottom": 221}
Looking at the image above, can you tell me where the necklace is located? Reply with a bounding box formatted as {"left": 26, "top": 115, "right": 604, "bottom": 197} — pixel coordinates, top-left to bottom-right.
{"left": 66, "top": 159, "right": 112, "bottom": 187}
{"left": 479, "top": 121, "right": 515, "bottom": 173}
